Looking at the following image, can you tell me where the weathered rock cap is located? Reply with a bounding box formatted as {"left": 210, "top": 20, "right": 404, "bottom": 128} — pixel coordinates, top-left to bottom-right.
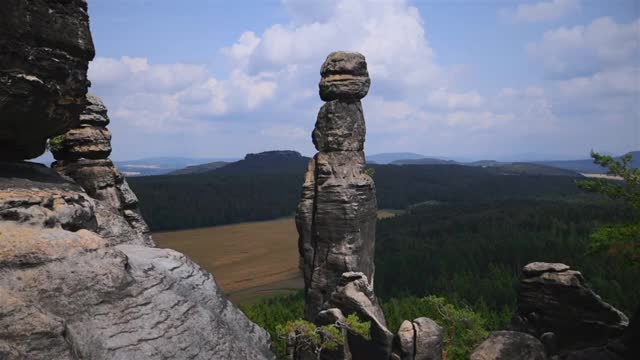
{"left": 80, "top": 94, "right": 110, "bottom": 126}
{"left": 319, "top": 52, "right": 370, "bottom": 101}
{"left": 523, "top": 262, "right": 570, "bottom": 277}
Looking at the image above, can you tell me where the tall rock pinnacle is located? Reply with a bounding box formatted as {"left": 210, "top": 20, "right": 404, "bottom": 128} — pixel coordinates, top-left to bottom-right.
{"left": 296, "top": 52, "right": 392, "bottom": 359}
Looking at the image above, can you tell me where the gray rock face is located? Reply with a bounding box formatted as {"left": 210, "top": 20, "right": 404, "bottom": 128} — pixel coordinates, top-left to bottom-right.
{"left": 313, "top": 100, "right": 366, "bottom": 151}
{"left": 513, "top": 262, "right": 629, "bottom": 354}
{"left": 297, "top": 52, "right": 378, "bottom": 324}
{"left": 51, "top": 126, "right": 112, "bottom": 160}
{"left": 319, "top": 52, "right": 370, "bottom": 102}
{"left": 413, "top": 318, "right": 443, "bottom": 360}
{"left": 52, "top": 94, "right": 153, "bottom": 246}
{"left": 0, "top": 0, "right": 95, "bottom": 160}
{"left": 327, "top": 273, "right": 393, "bottom": 360}
{"left": 0, "top": 163, "right": 97, "bottom": 232}
{"left": 394, "top": 320, "right": 416, "bottom": 360}
{"left": 471, "top": 331, "right": 547, "bottom": 360}
{"left": 392, "top": 318, "right": 443, "bottom": 360}
{"left": 0, "top": 230, "right": 275, "bottom": 359}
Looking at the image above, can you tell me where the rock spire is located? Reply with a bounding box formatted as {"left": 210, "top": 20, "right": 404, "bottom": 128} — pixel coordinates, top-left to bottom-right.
{"left": 296, "top": 52, "right": 393, "bottom": 359}
{"left": 51, "top": 94, "right": 153, "bottom": 246}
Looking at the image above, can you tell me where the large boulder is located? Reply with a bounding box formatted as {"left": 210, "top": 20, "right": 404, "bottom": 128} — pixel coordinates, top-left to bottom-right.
{"left": 413, "top": 318, "right": 443, "bottom": 360}
{"left": 514, "top": 262, "right": 629, "bottom": 353}
{"left": 319, "top": 52, "right": 370, "bottom": 102}
{"left": 0, "top": 0, "right": 95, "bottom": 160}
{"left": 471, "top": 331, "right": 547, "bottom": 360}
{"left": 392, "top": 318, "right": 444, "bottom": 360}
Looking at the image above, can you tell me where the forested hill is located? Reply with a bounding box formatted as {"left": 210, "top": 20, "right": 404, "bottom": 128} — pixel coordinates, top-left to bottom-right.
{"left": 128, "top": 151, "right": 587, "bottom": 231}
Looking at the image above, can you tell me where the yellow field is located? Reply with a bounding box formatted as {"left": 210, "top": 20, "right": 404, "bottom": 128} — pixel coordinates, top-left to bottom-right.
{"left": 153, "top": 211, "right": 397, "bottom": 305}
{"left": 154, "top": 218, "right": 302, "bottom": 304}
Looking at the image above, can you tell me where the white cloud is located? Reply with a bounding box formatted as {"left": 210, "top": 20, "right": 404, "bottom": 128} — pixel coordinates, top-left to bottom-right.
{"left": 446, "top": 111, "right": 513, "bottom": 130}
{"left": 555, "top": 66, "right": 640, "bottom": 98}
{"left": 88, "top": 56, "right": 277, "bottom": 133}
{"left": 427, "top": 88, "right": 485, "bottom": 109}
{"left": 260, "top": 124, "right": 307, "bottom": 140}
{"left": 230, "top": 0, "right": 446, "bottom": 94}
{"left": 87, "top": 0, "right": 638, "bottom": 159}
{"left": 502, "top": 0, "right": 580, "bottom": 23}
{"left": 528, "top": 17, "right": 640, "bottom": 78}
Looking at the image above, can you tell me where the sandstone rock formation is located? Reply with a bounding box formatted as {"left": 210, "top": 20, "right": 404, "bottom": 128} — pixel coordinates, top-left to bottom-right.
{"left": 297, "top": 51, "right": 377, "bottom": 324}
{"left": 51, "top": 94, "right": 153, "bottom": 246}
{"left": 296, "top": 52, "right": 444, "bottom": 360}
{"left": 0, "top": 163, "right": 275, "bottom": 359}
{"left": 392, "top": 318, "right": 444, "bottom": 360}
{"left": 0, "top": 0, "right": 95, "bottom": 160}
{"left": 470, "top": 331, "right": 547, "bottom": 360}
{"left": 513, "top": 262, "right": 629, "bottom": 354}
{"left": 327, "top": 273, "right": 393, "bottom": 360}
{"left": 0, "top": 1, "right": 275, "bottom": 359}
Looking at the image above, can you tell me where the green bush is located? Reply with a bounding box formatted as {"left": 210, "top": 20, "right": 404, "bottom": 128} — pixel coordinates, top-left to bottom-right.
{"left": 243, "top": 293, "right": 488, "bottom": 360}
{"left": 48, "top": 134, "right": 66, "bottom": 152}
{"left": 383, "top": 296, "right": 488, "bottom": 359}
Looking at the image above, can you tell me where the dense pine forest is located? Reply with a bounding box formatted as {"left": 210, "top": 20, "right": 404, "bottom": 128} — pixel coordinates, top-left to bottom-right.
{"left": 129, "top": 160, "right": 585, "bottom": 231}
{"left": 243, "top": 197, "right": 639, "bottom": 359}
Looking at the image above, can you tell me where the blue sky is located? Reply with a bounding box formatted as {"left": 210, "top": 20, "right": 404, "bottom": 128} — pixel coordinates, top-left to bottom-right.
{"left": 83, "top": 0, "right": 639, "bottom": 161}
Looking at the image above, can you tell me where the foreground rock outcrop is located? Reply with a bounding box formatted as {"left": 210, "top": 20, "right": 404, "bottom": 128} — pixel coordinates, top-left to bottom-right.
{"left": 513, "top": 262, "right": 629, "bottom": 354}
{"left": 0, "top": 163, "right": 275, "bottom": 359}
{"left": 0, "top": 0, "right": 95, "bottom": 160}
{"left": 0, "top": 1, "right": 275, "bottom": 359}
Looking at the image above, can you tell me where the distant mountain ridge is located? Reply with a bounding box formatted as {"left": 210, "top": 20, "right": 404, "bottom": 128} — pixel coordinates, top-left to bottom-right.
{"left": 385, "top": 151, "right": 639, "bottom": 174}
{"left": 535, "top": 151, "right": 640, "bottom": 174}
{"left": 129, "top": 150, "right": 587, "bottom": 231}
{"left": 366, "top": 152, "right": 428, "bottom": 164}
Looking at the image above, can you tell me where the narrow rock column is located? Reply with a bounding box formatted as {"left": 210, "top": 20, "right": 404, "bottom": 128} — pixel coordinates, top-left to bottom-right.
{"left": 296, "top": 51, "right": 377, "bottom": 321}
{"left": 51, "top": 94, "right": 154, "bottom": 246}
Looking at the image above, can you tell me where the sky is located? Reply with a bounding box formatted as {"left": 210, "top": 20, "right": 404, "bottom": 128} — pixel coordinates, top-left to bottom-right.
{"left": 82, "top": 0, "right": 639, "bottom": 161}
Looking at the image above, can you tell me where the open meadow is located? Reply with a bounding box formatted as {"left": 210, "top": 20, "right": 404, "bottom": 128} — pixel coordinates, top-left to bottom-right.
{"left": 153, "top": 211, "right": 397, "bottom": 305}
